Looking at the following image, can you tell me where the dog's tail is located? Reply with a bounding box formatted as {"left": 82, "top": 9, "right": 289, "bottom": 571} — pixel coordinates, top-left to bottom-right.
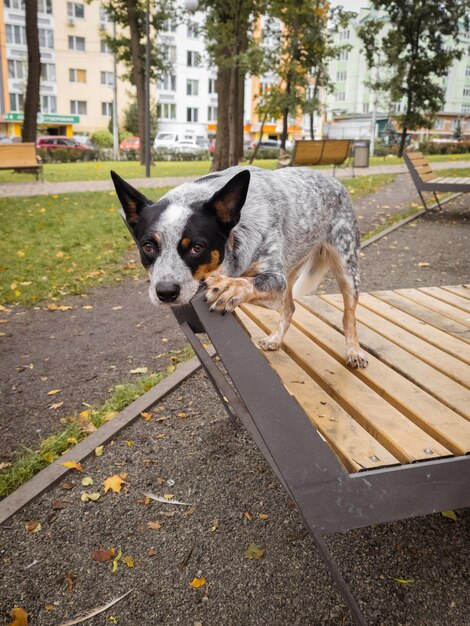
{"left": 292, "top": 244, "right": 330, "bottom": 298}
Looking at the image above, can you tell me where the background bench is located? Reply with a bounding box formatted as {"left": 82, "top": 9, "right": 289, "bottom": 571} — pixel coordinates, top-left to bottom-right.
{"left": 404, "top": 150, "right": 470, "bottom": 210}
{"left": 288, "top": 139, "right": 353, "bottom": 175}
{"left": 0, "top": 143, "right": 43, "bottom": 181}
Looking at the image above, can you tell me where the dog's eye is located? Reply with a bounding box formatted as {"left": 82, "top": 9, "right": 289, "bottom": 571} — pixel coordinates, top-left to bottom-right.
{"left": 191, "top": 242, "right": 205, "bottom": 254}
{"left": 142, "top": 241, "right": 155, "bottom": 254}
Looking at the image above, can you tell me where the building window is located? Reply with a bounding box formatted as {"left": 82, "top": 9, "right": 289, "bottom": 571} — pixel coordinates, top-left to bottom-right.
{"left": 164, "top": 46, "right": 177, "bottom": 63}
{"left": 208, "top": 78, "right": 216, "bottom": 94}
{"left": 363, "top": 103, "right": 369, "bottom": 113}
{"left": 8, "top": 59, "right": 25, "bottom": 79}
{"left": 336, "top": 71, "right": 347, "bottom": 82}
{"left": 465, "top": 67, "right": 470, "bottom": 77}
{"left": 187, "top": 22, "right": 199, "bottom": 38}
{"left": 187, "top": 51, "right": 200, "bottom": 67}
{"left": 157, "top": 74, "right": 176, "bottom": 91}
{"left": 186, "top": 79, "right": 199, "bottom": 96}
{"left": 70, "top": 100, "right": 87, "bottom": 115}
{"left": 99, "top": 7, "right": 111, "bottom": 28}
{"left": 100, "top": 40, "right": 111, "bottom": 54}
{"left": 157, "top": 103, "right": 176, "bottom": 120}
{"left": 462, "top": 104, "right": 470, "bottom": 114}
{"left": 38, "top": 29, "right": 54, "bottom": 49}
{"left": 335, "top": 91, "right": 346, "bottom": 102}
{"left": 5, "top": 0, "right": 25, "bottom": 9}
{"left": 6, "top": 24, "right": 26, "bottom": 45}
{"left": 68, "top": 36, "right": 85, "bottom": 51}
{"left": 41, "top": 63, "right": 56, "bottom": 81}
{"left": 9, "top": 93, "right": 24, "bottom": 112}
{"left": 187, "top": 107, "right": 198, "bottom": 122}
{"left": 101, "top": 102, "right": 113, "bottom": 116}
{"left": 339, "top": 50, "right": 349, "bottom": 61}
{"left": 339, "top": 30, "right": 350, "bottom": 41}
{"left": 67, "top": 2, "right": 85, "bottom": 19}
{"left": 38, "top": 0, "right": 53, "bottom": 13}
{"left": 434, "top": 118, "right": 444, "bottom": 129}
{"left": 41, "top": 95, "right": 57, "bottom": 114}
{"left": 208, "top": 106, "right": 217, "bottom": 122}
{"left": 100, "top": 71, "right": 114, "bottom": 86}
{"left": 69, "top": 68, "right": 87, "bottom": 83}
{"left": 463, "top": 88, "right": 470, "bottom": 97}
{"left": 162, "top": 19, "right": 177, "bottom": 32}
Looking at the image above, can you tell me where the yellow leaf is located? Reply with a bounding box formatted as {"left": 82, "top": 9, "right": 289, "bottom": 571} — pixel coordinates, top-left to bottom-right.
{"left": 190, "top": 577, "right": 206, "bottom": 589}
{"left": 17, "top": 250, "right": 25, "bottom": 257}
{"left": 66, "top": 437, "right": 78, "bottom": 444}
{"left": 95, "top": 445, "right": 104, "bottom": 457}
{"left": 126, "top": 441, "right": 133, "bottom": 447}
{"left": 130, "top": 367, "right": 148, "bottom": 374}
{"left": 104, "top": 411, "right": 118, "bottom": 422}
{"left": 44, "top": 604, "right": 55, "bottom": 611}
{"left": 394, "top": 578, "right": 415, "bottom": 584}
{"left": 25, "top": 520, "right": 41, "bottom": 533}
{"left": 163, "top": 493, "right": 174, "bottom": 500}
{"left": 244, "top": 512, "right": 252, "bottom": 521}
{"left": 8, "top": 607, "right": 29, "bottom": 626}
{"left": 81, "top": 492, "right": 100, "bottom": 502}
{"left": 147, "top": 521, "right": 162, "bottom": 530}
{"left": 79, "top": 409, "right": 90, "bottom": 419}
{"left": 56, "top": 251, "right": 65, "bottom": 258}
{"left": 245, "top": 542, "right": 265, "bottom": 560}
{"left": 81, "top": 476, "right": 94, "bottom": 486}
{"left": 62, "top": 461, "right": 84, "bottom": 472}
{"left": 259, "top": 513, "right": 269, "bottom": 520}
{"left": 177, "top": 411, "right": 187, "bottom": 418}
{"left": 122, "top": 555, "right": 135, "bottom": 568}
{"left": 47, "top": 389, "right": 61, "bottom": 396}
{"left": 112, "top": 549, "right": 122, "bottom": 573}
{"left": 417, "top": 262, "right": 430, "bottom": 268}
{"left": 42, "top": 452, "right": 56, "bottom": 463}
{"left": 441, "top": 510, "right": 458, "bottom": 521}
{"left": 141, "top": 412, "right": 153, "bottom": 421}
{"left": 103, "top": 473, "right": 127, "bottom": 493}
{"left": 82, "top": 305, "right": 93, "bottom": 310}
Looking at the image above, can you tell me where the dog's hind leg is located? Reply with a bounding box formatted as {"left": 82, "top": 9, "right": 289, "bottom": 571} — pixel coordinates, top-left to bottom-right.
{"left": 323, "top": 243, "right": 368, "bottom": 369}
{"left": 259, "top": 267, "right": 301, "bottom": 351}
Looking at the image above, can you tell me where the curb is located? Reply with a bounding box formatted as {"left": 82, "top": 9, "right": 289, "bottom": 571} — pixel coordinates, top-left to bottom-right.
{"left": 0, "top": 355, "right": 205, "bottom": 525}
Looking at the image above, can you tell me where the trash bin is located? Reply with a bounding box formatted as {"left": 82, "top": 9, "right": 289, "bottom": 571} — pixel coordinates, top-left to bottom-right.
{"left": 353, "top": 140, "right": 370, "bottom": 168}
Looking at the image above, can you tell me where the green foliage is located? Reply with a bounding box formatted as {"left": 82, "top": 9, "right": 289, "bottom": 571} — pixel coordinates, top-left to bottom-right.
{"left": 123, "top": 98, "right": 157, "bottom": 137}
{"left": 418, "top": 140, "right": 470, "bottom": 155}
{"left": 37, "top": 148, "right": 102, "bottom": 163}
{"left": 91, "top": 129, "right": 114, "bottom": 148}
{"left": 358, "top": 0, "right": 470, "bottom": 151}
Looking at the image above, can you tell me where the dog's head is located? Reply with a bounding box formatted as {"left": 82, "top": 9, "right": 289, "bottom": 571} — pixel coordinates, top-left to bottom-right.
{"left": 111, "top": 169, "right": 250, "bottom": 306}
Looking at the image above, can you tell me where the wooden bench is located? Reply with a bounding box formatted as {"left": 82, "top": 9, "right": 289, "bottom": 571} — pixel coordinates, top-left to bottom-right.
{"left": 173, "top": 283, "right": 470, "bottom": 626}
{"left": 288, "top": 139, "right": 353, "bottom": 176}
{"left": 0, "top": 142, "right": 43, "bottom": 181}
{"left": 404, "top": 150, "right": 470, "bottom": 210}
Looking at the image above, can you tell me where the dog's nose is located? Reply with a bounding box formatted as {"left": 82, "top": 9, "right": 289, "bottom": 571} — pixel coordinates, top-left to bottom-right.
{"left": 156, "top": 282, "right": 180, "bottom": 302}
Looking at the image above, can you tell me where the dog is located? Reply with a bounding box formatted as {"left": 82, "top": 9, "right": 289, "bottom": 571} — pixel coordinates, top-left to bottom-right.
{"left": 111, "top": 166, "right": 368, "bottom": 368}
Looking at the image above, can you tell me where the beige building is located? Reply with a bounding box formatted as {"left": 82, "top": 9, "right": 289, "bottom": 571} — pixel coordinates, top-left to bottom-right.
{"left": 0, "top": 0, "right": 132, "bottom": 137}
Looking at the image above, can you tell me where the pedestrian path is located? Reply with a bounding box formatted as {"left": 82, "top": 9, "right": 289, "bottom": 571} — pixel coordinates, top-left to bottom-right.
{"left": 0, "top": 160, "right": 469, "bottom": 198}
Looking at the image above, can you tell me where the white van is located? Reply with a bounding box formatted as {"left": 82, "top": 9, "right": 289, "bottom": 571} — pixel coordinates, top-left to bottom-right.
{"left": 154, "top": 132, "right": 179, "bottom": 150}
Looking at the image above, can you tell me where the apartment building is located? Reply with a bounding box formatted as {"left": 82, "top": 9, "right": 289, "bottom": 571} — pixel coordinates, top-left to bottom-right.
{"left": 1, "top": 0, "right": 131, "bottom": 138}
{"left": 325, "top": 5, "right": 470, "bottom": 141}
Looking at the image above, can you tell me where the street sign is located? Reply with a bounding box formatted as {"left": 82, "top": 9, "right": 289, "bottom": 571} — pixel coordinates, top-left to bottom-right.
{"left": 3, "top": 113, "right": 80, "bottom": 124}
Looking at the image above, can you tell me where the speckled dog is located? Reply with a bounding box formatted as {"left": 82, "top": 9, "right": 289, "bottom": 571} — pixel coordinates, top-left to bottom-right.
{"left": 111, "top": 166, "right": 368, "bottom": 368}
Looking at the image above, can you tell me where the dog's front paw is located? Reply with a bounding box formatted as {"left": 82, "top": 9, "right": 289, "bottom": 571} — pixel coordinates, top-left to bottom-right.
{"left": 205, "top": 274, "right": 253, "bottom": 314}
{"left": 259, "top": 336, "right": 281, "bottom": 351}
{"left": 346, "top": 348, "right": 369, "bottom": 369}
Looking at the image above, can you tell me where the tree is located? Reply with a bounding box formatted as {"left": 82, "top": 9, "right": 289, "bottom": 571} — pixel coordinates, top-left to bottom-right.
{"left": 22, "top": 0, "right": 41, "bottom": 143}
{"left": 358, "top": 0, "right": 470, "bottom": 157}
{"left": 123, "top": 97, "right": 157, "bottom": 138}
{"left": 97, "top": 0, "right": 175, "bottom": 164}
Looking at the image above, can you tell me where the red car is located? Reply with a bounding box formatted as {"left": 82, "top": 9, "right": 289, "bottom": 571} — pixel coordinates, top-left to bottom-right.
{"left": 36, "top": 136, "right": 91, "bottom": 150}
{"left": 120, "top": 136, "right": 140, "bottom": 152}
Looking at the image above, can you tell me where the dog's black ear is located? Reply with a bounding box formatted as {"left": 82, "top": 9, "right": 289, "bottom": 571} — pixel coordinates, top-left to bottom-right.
{"left": 110, "top": 170, "right": 153, "bottom": 226}
{"left": 205, "top": 170, "right": 250, "bottom": 233}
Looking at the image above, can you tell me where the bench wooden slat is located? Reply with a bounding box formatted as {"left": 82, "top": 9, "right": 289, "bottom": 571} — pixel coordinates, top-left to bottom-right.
{"left": 0, "top": 143, "right": 42, "bottom": 180}
{"left": 241, "top": 304, "right": 451, "bottom": 463}
{"left": 291, "top": 141, "right": 324, "bottom": 165}
{"left": 319, "top": 140, "right": 352, "bottom": 165}
{"left": 302, "top": 295, "right": 470, "bottom": 420}
{"left": 391, "top": 289, "right": 470, "bottom": 333}
{"left": 407, "top": 151, "right": 425, "bottom": 161}
{"left": 290, "top": 139, "right": 351, "bottom": 167}
{"left": 416, "top": 165, "right": 434, "bottom": 176}
{"left": 441, "top": 285, "right": 470, "bottom": 301}
{"left": 236, "top": 309, "right": 400, "bottom": 472}
{"left": 420, "top": 172, "right": 437, "bottom": 181}
{"left": 420, "top": 286, "right": 470, "bottom": 313}
{"left": 292, "top": 299, "right": 470, "bottom": 455}
{"left": 322, "top": 293, "right": 470, "bottom": 389}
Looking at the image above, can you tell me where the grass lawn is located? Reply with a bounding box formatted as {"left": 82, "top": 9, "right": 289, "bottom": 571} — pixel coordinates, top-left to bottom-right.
{"left": 1, "top": 153, "right": 469, "bottom": 184}
{"left": 0, "top": 173, "right": 396, "bottom": 307}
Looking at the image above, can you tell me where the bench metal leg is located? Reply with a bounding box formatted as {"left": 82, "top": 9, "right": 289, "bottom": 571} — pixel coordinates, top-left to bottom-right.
{"left": 433, "top": 191, "right": 443, "bottom": 211}
{"left": 417, "top": 189, "right": 430, "bottom": 211}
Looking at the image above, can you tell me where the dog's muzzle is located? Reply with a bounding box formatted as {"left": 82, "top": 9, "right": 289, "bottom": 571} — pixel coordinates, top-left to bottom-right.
{"left": 156, "top": 281, "right": 181, "bottom": 303}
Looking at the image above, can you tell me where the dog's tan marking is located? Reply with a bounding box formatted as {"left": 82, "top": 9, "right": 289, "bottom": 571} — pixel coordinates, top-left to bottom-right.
{"left": 205, "top": 273, "right": 277, "bottom": 313}
{"left": 153, "top": 233, "right": 161, "bottom": 244}
{"left": 214, "top": 200, "right": 233, "bottom": 224}
{"left": 180, "top": 237, "right": 190, "bottom": 249}
{"left": 126, "top": 199, "right": 139, "bottom": 224}
{"left": 241, "top": 261, "right": 262, "bottom": 278}
{"left": 194, "top": 250, "right": 221, "bottom": 281}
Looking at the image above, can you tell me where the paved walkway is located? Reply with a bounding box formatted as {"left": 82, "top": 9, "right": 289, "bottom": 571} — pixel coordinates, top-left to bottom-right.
{"left": 1, "top": 160, "right": 469, "bottom": 198}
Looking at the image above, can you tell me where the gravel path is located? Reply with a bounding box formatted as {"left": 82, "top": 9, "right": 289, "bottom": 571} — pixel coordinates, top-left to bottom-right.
{"left": 0, "top": 189, "right": 469, "bottom": 626}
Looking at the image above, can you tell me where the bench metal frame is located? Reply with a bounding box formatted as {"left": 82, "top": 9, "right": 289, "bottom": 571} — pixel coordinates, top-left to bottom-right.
{"left": 404, "top": 151, "right": 470, "bottom": 210}
{"left": 173, "top": 294, "right": 470, "bottom": 626}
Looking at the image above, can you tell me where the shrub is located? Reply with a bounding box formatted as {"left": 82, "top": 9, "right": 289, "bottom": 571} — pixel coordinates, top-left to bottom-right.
{"left": 418, "top": 140, "right": 470, "bottom": 155}
{"left": 91, "top": 130, "right": 113, "bottom": 148}
{"left": 37, "top": 148, "right": 105, "bottom": 163}
{"left": 244, "top": 147, "right": 281, "bottom": 160}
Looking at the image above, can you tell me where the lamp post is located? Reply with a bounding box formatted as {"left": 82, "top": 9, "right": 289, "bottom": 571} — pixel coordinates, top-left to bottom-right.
{"left": 144, "top": 0, "right": 199, "bottom": 177}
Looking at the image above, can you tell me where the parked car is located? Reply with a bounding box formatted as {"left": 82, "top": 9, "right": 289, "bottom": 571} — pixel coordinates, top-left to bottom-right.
{"left": 209, "top": 138, "right": 216, "bottom": 155}
{"left": 250, "top": 139, "right": 281, "bottom": 150}
{"left": 36, "top": 136, "right": 91, "bottom": 150}
{"left": 73, "top": 134, "right": 96, "bottom": 149}
{"left": 154, "top": 132, "right": 179, "bottom": 150}
{"left": 119, "top": 136, "right": 140, "bottom": 152}
{"left": 195, "top": 136, "right": 209, "bottom": 150}
{"left": 172, "top": 139, "right": 204, "bottom": 154}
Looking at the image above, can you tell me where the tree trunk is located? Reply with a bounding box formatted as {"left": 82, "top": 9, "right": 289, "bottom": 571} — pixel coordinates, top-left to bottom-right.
{"left": 126, "top": 0, "right": 146, "bottom": 164}
{"left": 236, "top": 68, "right": 245, "bottom": 161}
{"left": 280, "top": 106, "right": 289, "bottom": 150}
{"left": 211, "top": 67, "right": 232, "bottom": 171}
{"left": 228, "top": 65, "right": 238, "bottom": 166}
{"left": 398, "top": 126, "right": 407, "bottom": 157}
{"left": 249, "top": 111, "right": 267, "bottom": 164}
{"left": 309, "top": 112, "right": 314, "bottom": 139}
{"left": 22, "top": 0, "right": 40, "bottom": 143}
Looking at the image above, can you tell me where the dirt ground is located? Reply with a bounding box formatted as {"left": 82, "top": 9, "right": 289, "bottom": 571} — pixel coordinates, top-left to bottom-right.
{"left": 0, "top": 182, "right": 469, "bottom": 625}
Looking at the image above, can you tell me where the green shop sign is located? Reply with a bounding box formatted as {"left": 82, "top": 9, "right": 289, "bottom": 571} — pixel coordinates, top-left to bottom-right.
{"left": 4, "top": 113, "right": 80, "bottom": 124}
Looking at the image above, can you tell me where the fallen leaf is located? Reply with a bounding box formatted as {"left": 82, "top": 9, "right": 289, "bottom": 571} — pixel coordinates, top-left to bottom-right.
{"left": 62, "top": 482, "right": 74, "bottom": 490}
{"left": 8, "top": 607, "right": 29, "bottom": 626}
{"left": 44, "top": 604, "right": 55, "bottom": 611}
{"left": 394, "top": 578, "right": 415, "bottom": 584}
{"left": 0, "top": 462, "right": 12, "bottom": 470}
{"left": 104, "top": 411, "right": 118, "bottom": 422}
{"left": 52, "top": 500, "right": 66, "bottom": 510}
{"left": 147, "top": 521, "right": 162, "bottom": 530}
{"left": 82, "top": 305, "right": 93, "bottom": 310}
{"left": 95, "top": 445, "right": 104, "bottom": 457}
{"left": 17, "top": 250, "right": 25, "bottom": 257}
{"left": 47, "top": 303, "right": 72, "bottom": 311}
{"left": 103, "top": 473, "right": 128, "bottom": 494}
{"left": 126, "top": 440, "right": 133, "bottom": 447}
{"left": 112, "top": 306, "right": 123, "bottom": 310}
{"left": 91, "top": 548, "right": 115, "bottom": 562}
{"left": 62, "top": 461, "right": 83, "bottom": 472}
{"left": 147, "top": 548, "right": 157, "bottom": 557}
{"left": 441, "top": 510, "right": 458, "bottom": 521}
{"left": 25, "top": 520, "right": 41, "bottom": 533}
{"left": 66, "top": 437, "right": 78, "bottom": 445}
{"left": 42, "top": 451, "right": 56, "bottom": 463}
{"left": 163, "top": 493, "right": 174, "bottom": 500}
{"left": 417, "top": 262, "right": 430, "bottom": 268}
{"left": 259, "top": 513, "right": 269, "bottom": 520}
{"left": 81, "top": 492, "right": 100, "bottom": 502}
{"left": 47, "top": 389, "right": 61, "bottom": 396}
{"left": 65, "top": 571, "right": 75, "bottom": 592}
{"left": 122, "top": 555, "right": 135, "bottom": 568}
{"left": 245, "top": 542, "right": 265, "bottom": 560}
{"left": 190, "top": 577, "right": 206, "bottom": 589}
{"left": 177, "top": 411, "right": 187, "bottom": 418}
{"left": 141, "top": 412, "right": 153, "bottom": 421}
{"left": 130, "top": 367, "right": 148, "bottom": 374}
{"left": 81, "top": 476, "right": 94, "bottom": 486}
{"left": 210, "top": 519, "right": 219, "bottom": 532}
{"left": 244, "top": 512, "right": 252, "bottom": 521}
{"left": 49, "top": 402, "right": 63, "bottom": 410}
{"left": 112, "top": 549, "right": 122, "bottom": 573}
